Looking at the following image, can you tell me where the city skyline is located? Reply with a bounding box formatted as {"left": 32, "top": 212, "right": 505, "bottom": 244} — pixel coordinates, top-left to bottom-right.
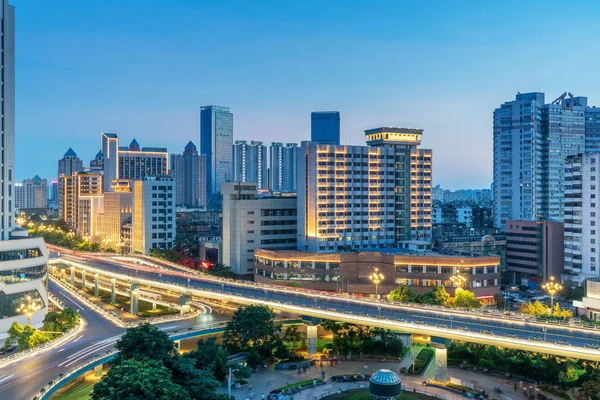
{"left": 14, "top": 0, "right": 600, "bottom": 189}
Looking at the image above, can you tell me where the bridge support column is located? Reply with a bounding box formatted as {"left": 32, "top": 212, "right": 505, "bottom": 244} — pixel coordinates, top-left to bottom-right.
{"left": 111, "top": 278, "right": 116, "bottom": 305}
{"left": 81, "top": 269, "right": 86, "bottom": 290}
{"left": 94, "top": 273, "right": 99, "bottom": 297}
{"left": 431, "top": 337, "right": 451, "bottom": 383}
{"left": 94, "top": 364, "right": 103, "bottom": 377}
{"left": 174, "top": 340, "right": 181, "bottom": 351}
{"left": 70, "top": 267, "right": 75, "bottom": 285}
{"left": 179, "top": 295, "right": 192, "bottom": 315}
{"left": 152, "top": 302, "right": 157, "bottom": 312}
{"left": 130, "top": 284, "right": 140, "bottom": 315}
{"left": 307, "top": 325, "right": 318, "bottom": 356}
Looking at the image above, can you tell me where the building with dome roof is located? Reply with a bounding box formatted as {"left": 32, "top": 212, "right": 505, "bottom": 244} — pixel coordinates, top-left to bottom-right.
{"left": 369, "top": 369, "right": 402, "bottom": 399}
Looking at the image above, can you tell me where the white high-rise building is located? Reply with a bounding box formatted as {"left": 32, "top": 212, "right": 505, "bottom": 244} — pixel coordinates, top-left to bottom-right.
{"left": 270, "top": 142, "right": 297, "bottom": 193}
{"left": 15, "top": 175, "right": 47, "bottom": 210}
{"left": 233, "top": 140, "right": 267, "bottom": 190}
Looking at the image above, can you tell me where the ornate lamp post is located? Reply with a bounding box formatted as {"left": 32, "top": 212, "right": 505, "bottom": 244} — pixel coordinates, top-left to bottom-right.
{"left": 16, "top": 295, "right": 43, "bottom": 325}
{"left": 369, "top": 268, "right": 384, "bottom": 299}
{"left": 450, "top": 268, "right": 467, "bottom": 288}
{"left": 542, "top": 276, "right": 562, "bottom": 311}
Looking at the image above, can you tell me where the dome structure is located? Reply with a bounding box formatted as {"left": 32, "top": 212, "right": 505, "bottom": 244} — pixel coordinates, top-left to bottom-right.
{"left": 369, "top": 369, "right": 402, "bottom": 399}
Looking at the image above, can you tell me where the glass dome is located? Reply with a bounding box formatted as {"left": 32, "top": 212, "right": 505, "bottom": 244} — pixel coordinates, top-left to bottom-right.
{"left": 369, "top": 369, "right": 401, "bottom": 385}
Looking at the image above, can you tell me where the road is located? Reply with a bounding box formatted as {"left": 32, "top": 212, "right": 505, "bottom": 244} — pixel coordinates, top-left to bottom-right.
{"left": 0, "top": 279, "right": 227, "bottom": 400}
{"left": 54, "top": 252, "right": 600, "bottom": 360}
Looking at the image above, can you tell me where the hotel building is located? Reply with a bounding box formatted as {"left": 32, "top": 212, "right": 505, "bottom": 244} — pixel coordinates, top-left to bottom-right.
{"left": 59, "top": 172, "right": 103, "bottom": 231}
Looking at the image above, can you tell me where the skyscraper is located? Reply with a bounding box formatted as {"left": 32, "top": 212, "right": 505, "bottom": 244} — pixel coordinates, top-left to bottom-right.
{"left": 15, "top": 175, "right": 47, "bottom": 210}
{"left": 200, "top": 105, "right": 233, "bottom": 202}
{"left": 269, "top": 142, "right": 297, "bottom": 192}
{"left": 233, "top": 140, "right": 267, "bottom": 190}
{"left": 493, "top": 92, "right": 595, "bottom": 229}
{"left": 170, "top": 141, "right": 207, "bottom": 208}
{"left": 90, "top": 150, "right": 104, "bottom": 173}
{"left": 311, "top": 111, "right": 340, "bottom": 145}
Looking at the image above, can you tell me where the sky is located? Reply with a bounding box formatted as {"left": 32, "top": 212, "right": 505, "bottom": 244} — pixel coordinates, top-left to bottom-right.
{"left": 13, "top": 0, "right": 600, "bottom": 189}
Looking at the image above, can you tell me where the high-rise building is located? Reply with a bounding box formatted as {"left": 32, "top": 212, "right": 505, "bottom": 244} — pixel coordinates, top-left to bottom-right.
{"left": 48, "top": 179, "right": 58, "bottom": 209}
{"left": 101, "top": 133, "right": 168, "bottom": 192}
{"left": 270, "top": 142, "right": 297, "bottom": 193}
{"left": 132, "top": 175, "right": 176, "bottom": 254}
{"left": 221, "top": 182, "right": 297, "bottom": 276}
{"left": 90, "top": 150, "right": 104, "bottom": 174}
{"left": 15, "top": 175, "right": 47, "bottom": 210}
{"left": 564, "top": 153, "right": 600, "bottom": 283}
{"left": 98, "top": 180, "right": 133, "bottom": 252}
{"left": 365, "top": 127, "right": 433, "bottom": 242}
{"left": 233, "top": 140, "right": 267, "bottom": 190}
{"left": 59, "top": 172, "right": 103, "bottom": 229}
{"left": 311, "top": 111, "right": 340, "bottom": 145}
{"left": 200, "top": 105, "right": 233, "bottom": 201}
{"left": 432, "top": 184, "right": 443, "bottom": 202}
{"left": 58, "top": 148, "right": 83, "bottom": 210}
{"left": 170, "top": 141, "right": 206, "bottom": 208}
{"left": 493, "top": 92, "right": 599, "bottom": 229}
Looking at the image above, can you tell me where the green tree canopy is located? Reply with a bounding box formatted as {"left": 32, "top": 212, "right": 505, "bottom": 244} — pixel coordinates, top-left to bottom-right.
{"left": 430, "top": 285, "right": 451, "bottom": 306}
{"left": 114, "top": 323, "right": 175, "bottom": 364}
{"left": 4, "top": 321, "right": 23, "bottom": 349}
{"left": 389, "top": 285, "right": 419, "bottom": 303}
{"left": 582, "top": 380, "right": 600, "bottom": 400}
{"left": 167, "top": 357, "right": 220, "bottom": 399}
{"left": 223, "top": 305, "right": 281, "bottom": 357}
{"left": 282, "top": 325, "right": 303, "bottom": 348}
{"left": 18, "top": 324, "right": 36, "bottom": 350}
{"left": 452, "top": 288, "right": 481, "bottom": 309}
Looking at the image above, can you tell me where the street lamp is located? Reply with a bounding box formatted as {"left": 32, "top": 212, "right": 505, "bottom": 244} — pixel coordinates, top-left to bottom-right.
{"left": 450, "top": 268, "right": 467, "bottom": 288}
{"left": 542, "top": 276, "right": 562, "bottom": 311}
{"left": 16, "top": 295, "right": 43, "bottom": 325}
{"left": 369, "top": 268, "right": 384, "bottom": 299}
{"left": 227, "top": 367, "right": 239, "bottom": 399}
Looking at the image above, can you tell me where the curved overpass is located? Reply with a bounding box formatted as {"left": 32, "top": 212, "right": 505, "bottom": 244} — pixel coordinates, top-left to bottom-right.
{"left": 50, "top": 254, "right": 600, "bottom": 361}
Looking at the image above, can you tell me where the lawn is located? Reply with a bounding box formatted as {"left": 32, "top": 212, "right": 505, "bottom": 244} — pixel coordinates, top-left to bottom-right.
{"left": 408, "top": 347, "right": 435, "bottom": 375}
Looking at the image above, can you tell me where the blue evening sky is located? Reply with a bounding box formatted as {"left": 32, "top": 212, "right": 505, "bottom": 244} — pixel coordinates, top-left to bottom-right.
{"left": 14, "top": 0, "right": 600, "bottom": 189}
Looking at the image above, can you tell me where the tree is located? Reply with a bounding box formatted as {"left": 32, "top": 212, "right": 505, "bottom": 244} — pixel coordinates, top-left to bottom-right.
{"left": 211, "top": 347, "right": 228, "bottom": 382}
{"left": 495, "top": 294, "right": 506, "bottom": 309}
{"left": 552, "top": 304, "right": 573, "bottom": 320}
{"left": 223, "top": 305, "right": 281, "bottom": 357}
{"left": 4, "top": 321, "right": 23, "bottom": 349}
{"left": 389, "top": 285, "right": 419, "bottom": 303}
{"left": 168, "top": 357, "right": 220, "bottom": 400}
{"left": 17, "top": 324, "right": 35, "bottom": 350}
{"left": 185, "top": 337, "right": 222, "bottom": 368}
{"left": 452, "top": 288, "right": 481, "bottom": 309}
{"left": 430, "top": 285, "right": 451, "bottom": 306}
{"left": 207, "top": 263, "right": 235, "bottom": 278}
{"left": 29, "top": 330, "right": 51, "bottom": 348}
{"left": 582, "top": 380, "right": 600, "bottom": 400}
{"left": 43, "top": 307, "right": 79, "bottom": 332}
{"left": 92, "top": 359, "right": 191, "bottom": 400}
{"left": 114, "top": 323, "right": 175, "bottom": 364}
{"left": 282, "top": 325, "right": 303, "bottom": 349}
{"left": 246, "top": 347, "right": 264, "bottom": 369}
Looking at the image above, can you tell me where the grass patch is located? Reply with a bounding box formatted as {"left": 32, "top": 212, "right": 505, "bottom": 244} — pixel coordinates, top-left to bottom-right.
{"left": 408, "top": 347, "right": 435, "bottom": 375}
{"left": 321, "top": 388, "right": 436, "bottom": 400}
{"left": 84, "top": 287, "right": 178, "bottom": 317}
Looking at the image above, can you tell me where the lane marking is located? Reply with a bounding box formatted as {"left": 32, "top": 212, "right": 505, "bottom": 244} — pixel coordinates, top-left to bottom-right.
{"left": 56, "top": 290, "right": 85, "bottom": 311}
{"left": 0, "top": 374, "right": 14, "bottom": 385}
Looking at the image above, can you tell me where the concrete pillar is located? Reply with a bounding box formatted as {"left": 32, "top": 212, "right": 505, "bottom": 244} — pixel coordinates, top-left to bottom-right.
{"left": 94, "top": 273, "right": 99, "bottom": 297}
{"left": 130, "top": 284, "right": 140, "bottom": 315}
{"left": 70, "top": 267, "right": 75, "bottom": 285}
{"left": 152, "top": 302, "right": 157, "bottom": 311}
{"left": 173, "top": 340, "right": 181, "bottom": 351}
{"left": 307, "top": 325, "right": 318, "bottom": 356}
{"left": 94, "top": 364, "right": 103, "bottom": 377}
{"left": 431, "top": 337, "right": 451, "bottom": 383}
{"left": 111, "top": 278, "right": 116, "bottom": 305}
{"left": 81, "top": 269, "right": 86, "bottom": 290}
{"left": 179, "top": 295, "right": 191, "bottom": 315}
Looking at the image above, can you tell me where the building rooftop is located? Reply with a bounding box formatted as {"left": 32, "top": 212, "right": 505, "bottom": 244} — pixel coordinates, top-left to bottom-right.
{"left": 102, "top": 132, "right": 118, "bottom": 139}
{"left": 364, "top": 127, "right": 423, "bottom": 135}
{"left": 63, "top": 148, "right": 78, "bottom": 158}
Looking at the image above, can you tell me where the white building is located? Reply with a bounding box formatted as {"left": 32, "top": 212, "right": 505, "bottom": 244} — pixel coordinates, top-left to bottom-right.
{"left": 432, "top": 206, "right": 442, "bottom": 224}
{"left": 233, "top": 140, "right": 267, "bottom": 190}
{"left": 457, "top": 206, "right": 473, "bottom": 228}
{"left": 270, "top": 142, "right": 297, "bottom": 193}
{"left": 132, "top": 176, "right": 176, "bottom": 254}
{"left": 15, "top": 175, "right": 47, "bottom": 210}
{"left": 222, "top": 182, "right": 296, "bottom": 276}
{"left": 564, "top": 153, "right": 600, "bottom": 283}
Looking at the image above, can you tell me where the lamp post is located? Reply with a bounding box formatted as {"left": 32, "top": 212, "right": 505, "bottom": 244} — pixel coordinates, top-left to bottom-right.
{"left": 227, "top": 367, "right": 239, "bottom": 399}
{"left": 369, "top": 268, "right": 384, "bottom": 299}
{"left": 450, "top": 268, "right": 467, "bottom": 288}
{"left": 16, "top": 295, "right": 43, "bottom": 325}
{"left": 542, "top": 276, "right": 562, "bottom": 311}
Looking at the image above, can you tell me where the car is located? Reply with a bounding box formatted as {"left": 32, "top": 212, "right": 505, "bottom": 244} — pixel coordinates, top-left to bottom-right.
{"left": 481, "top": 330, "right": 492, "bottom": 335}
{"left": 555, "top": 340, "right": 570, "bottom": 346}
{"left": 530, "top": 336, "right": 542, "bottom": 341}
{"left": 437, "top": 323, "right": 447, "bottom": 328}
{"left": 395, "top": 317, "right": 405, "bottom": 322}
{"left": 458, "top": 326, "right": 469, "bottom": 331}
{"left": 415, "top": 320, "right": 425, "bottom": 325}
{"left": 328, "top": 308, "right": 336, "bottom": 312}
{"left": 505, "top": 333, "right": 516, "bottom": 338}
{"left": 585, "top": 343, "right": 599, "bottom": 349}
{"left": 376, "top": 315, "right": 385, "bottom": 319}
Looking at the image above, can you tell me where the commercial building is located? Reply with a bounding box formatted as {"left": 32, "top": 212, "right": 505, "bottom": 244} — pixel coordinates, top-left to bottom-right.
{"left": 132, "top": 176, "right": 176, "bottom": 254}
{"left": 101, "top": 133, "right": 168, "bottom": 192}
{"left": 90, "top": 150, "right": 104, "bottom": 174}
{"left": 573, "top": 278, "right": 600, "bottom": 320}
{"left": 200, "top": 105, "right": 233, "bottom": 200}
{"left": 311, "top": 111, "right": 340, "bottom": 145}
{"left": 493, "top": 92, "right": 600, "bottom": 229}
{"left": 254, "top": 248, "right": 500, "bottom": 299}
{"left": 270, "top": 142, "right": 297, "bottom": 193}
{"left": 15, "top": 175, "right": 47, "bottom": 210}
{"left": 233, "top": 140, "right": 267, "bottom": 190}
{"left": 57, "top": 148, "right": 83, "bottom": 212}
{"left": 98, "top": 180, "right": 133, "bottom": 252}
{"left": 59, "top": 172, "right": 103, "bottom": 230}
{"left": 170, "top": 141, "right": 206, "bottom": 208}
{"left": 222, "top": 182, "right": 297, "bottom": 276}
{"left": 564, "top": 153, "right": 600, "bottom": 283}
{"left": 505, "top": 219, "right": 564, "bottom": 286}
{"left": 0, "top": 1, "right": 50, "bottom": 334}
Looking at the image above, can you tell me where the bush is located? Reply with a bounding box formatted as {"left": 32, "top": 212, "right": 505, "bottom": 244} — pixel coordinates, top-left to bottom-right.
{"left": 408, "top": 347, "right": 435, "bottom": 375}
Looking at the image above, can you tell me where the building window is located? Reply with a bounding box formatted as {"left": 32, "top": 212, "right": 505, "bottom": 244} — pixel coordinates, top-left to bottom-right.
{"left": 247, "top": 230, "right": 254, "bottom": 234}
{"left": 593, "top": 213, "right": 597, "bottom": 218}
{"left": 247, "top": 240, "right": 254, "bottom": 243}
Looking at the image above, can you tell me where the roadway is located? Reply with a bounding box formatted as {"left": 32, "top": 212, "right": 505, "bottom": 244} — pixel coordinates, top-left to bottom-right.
{"left": 54, "top": 252, "right": 600, "bottom": 360}
{"left": 0, "top": 279, "right": 227, "bottom": 400}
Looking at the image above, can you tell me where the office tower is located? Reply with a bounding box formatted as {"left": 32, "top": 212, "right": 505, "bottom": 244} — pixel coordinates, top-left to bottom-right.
{"left": 270, "top": 142, "right": 297, "bottom": 192}
{"left": 493, "top": 92, "right": 600, "bottom": 229}
{"left": 233, "top": 140, "right": 267, "bottom": 190}
{"left": 221, "top": 182, "right": 297, "bottom": 276}
{"left": 15, "top": 175, "right": 48, "bottom": 210}
{"left": 101, "top": 133, "right": 168, "bottom": 192}
{"left": 365, "top": 127, "right": 433, "bottom": 242}
{"left": 505, "top": 219, "right": 564, "bottom": 285}
{"left": 170, "top": 141, "right": 207, "bottom": 208}
{"left": 90, "top": 150, "right": 104, "bottom": 173}
{"left": 311, "top": 111, "right": 340, "bottom": 145}
{"left": 98, "top": 180, "right": 133, "bottom": 252}
{"left": 200, "top": 105, "right": 233, "bottom": 201}
{"left": 564, "top": 153, "right": 600, "bottom": 283}
{"left": 297, "top": 141, "right": 396, "bottom": 252}
{"left": 59, "top": 172, "right": 103, "bottom": 229}
{"left": 132, "top": 176, "right": 176, "bottom": 254}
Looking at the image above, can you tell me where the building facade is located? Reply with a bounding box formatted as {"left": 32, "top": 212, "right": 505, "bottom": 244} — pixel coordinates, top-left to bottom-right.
{"left": 222, "top": 182, "right": 296, "bottom": 276}
{"left": 505, "top": 219, "right": 564, "bottom": 286}
{"left": 270, "top": 142, "right": 297, "bottom": 193}
{"left": 98, "top": 181, "right": 133, "bottom": 251}
{"left": 132, "top": 176, "right": 176, "bottom": 254}
{"left": 493, "top": 92, "right": 599, "bottom": 229}
{"left": 59, "top": 172, "right": 103, "bottom": 230}
{"left": 200, "top": 105, "right": 233, "bottom": 199}
{"left": 90, "top": 150, "right": 104, "bottom": 174}
{"left": 311, "top": 111, "right": 340, "bottom": 145}
{"left": 254, "top": 248, "right": 500, "bottom": 299}
{"left": 233, "top": 140, "right": 267, "bottom": 190}
{"left": 170, "top": 141, "right": 207, "bottom": 208}
{"left": 15, "top": 175, "right": 47, "bottom": 210}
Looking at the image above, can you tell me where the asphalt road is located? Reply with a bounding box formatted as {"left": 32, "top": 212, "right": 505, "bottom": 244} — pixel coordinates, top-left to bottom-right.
{"left": 0, "top": 279, "right": 226, "bottom": 400}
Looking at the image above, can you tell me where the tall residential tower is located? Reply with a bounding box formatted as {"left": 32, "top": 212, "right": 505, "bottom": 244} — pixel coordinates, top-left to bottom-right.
{"left": 170, "top": 141, "right": 207, "bottom": 208}
{"left": 200, "top": 105, "right": 233, "bottom": 202}
{"left": 269, "top": 142, "right": 297, "bottom": 192}
{"left": 233, "top": 140, "right": 267, "bottom": 190}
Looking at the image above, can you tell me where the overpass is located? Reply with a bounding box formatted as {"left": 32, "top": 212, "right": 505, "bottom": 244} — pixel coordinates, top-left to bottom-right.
{"left": 49, "top": 254, "right": 600, "bottom": 363}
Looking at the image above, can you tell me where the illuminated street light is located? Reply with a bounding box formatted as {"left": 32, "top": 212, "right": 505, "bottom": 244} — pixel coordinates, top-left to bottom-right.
{"left": 16, "top": 295, "right": 43, "bottom": 325}
{"left": 369, "top": 268, "right": 384, "bottom": 299}
{"left": 542, "top": 276, "right": 562, "bottom": 311}
{"left": 450, "top": 268, "right": 467, "bottom": 288}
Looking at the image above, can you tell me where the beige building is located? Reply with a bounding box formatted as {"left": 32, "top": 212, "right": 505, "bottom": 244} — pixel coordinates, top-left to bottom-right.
{"left": 222, "top": 182, "right": 297, "bottom": 276}
{"left": 59, "top": 172, "right": 103, "bottom": 230}
{"left": 98, "top": 180, "right": 133, "bottom": 251}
